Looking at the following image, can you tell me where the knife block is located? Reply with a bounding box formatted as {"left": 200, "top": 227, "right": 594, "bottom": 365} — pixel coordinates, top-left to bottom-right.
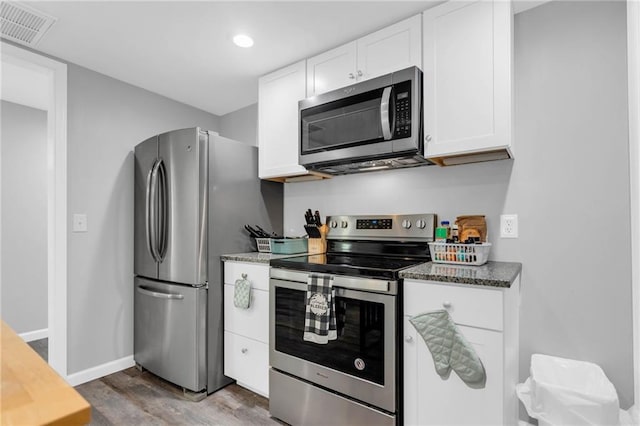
{"left": 307, "top": 224, "right": 328, "bottom": 255}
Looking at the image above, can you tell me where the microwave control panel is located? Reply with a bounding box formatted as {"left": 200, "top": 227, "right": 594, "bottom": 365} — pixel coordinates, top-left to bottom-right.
{"left": 394, "top": 81, "right": 412, "bottom": 138}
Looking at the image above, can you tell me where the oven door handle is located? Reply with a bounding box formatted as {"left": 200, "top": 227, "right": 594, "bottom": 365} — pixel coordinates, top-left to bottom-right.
{"left": 269, "top": 269, "right": 394, "bottom": 294}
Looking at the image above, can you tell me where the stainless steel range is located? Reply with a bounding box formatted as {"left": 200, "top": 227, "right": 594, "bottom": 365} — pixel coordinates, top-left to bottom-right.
{"left": 269, "top": 214, "right": 436, "bottom": 426}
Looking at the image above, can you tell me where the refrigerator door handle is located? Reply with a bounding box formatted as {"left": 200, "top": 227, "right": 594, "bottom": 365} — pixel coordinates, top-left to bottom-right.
{"left": 145, "top": 162, "right": 156, "bottom": 262}
{"left": 148, "top": 159, "right": 162, "bottom": 263}
{"left": 156, "top": 159, "right": 168, "bottom": 262}
{"left": 137, "top": 285, "right": 184, "bottom": 300}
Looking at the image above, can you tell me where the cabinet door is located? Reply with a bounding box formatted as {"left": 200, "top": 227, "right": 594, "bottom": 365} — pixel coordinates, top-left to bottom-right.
{"left": 258, "top": 60, "right": 308, "bottom": 179}
{"left": 415, "top": 324, "right": 504, "bottom": 425}
{"left": 224, "top": 285, "right": 269, "bottom": 344}
{"left": 423, "top": 1, "right": 512, "bottom": 159}
{"left": 403, "top": 316, "right": 419, "bottom": 426}
{"left": 224, "top": 331, "right": 269, "bottom": 397}
{"left": 307, "top": 42, "right": 357, "bottom": 96}
{"left": 357, "top": 14, "right": 422, "bottom": 82}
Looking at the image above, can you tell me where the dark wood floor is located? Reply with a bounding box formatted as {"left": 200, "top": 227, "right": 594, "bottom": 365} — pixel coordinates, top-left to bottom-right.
{"left": 75, "top": 367, "right": 282, "bottom": 425}
{"left": 27, "top": 338, "right": 48, "bottom": 361}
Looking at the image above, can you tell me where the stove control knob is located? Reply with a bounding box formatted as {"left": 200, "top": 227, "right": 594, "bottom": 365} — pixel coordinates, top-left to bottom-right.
{"left": 329, "top": 220, "right": 338, "bottom": 228}
{"left": 401, "top": 219, "right": 412, "bottom": 229}
{"left": 341, "top": 221, "right": 348, "bottom": 228}
{"left": 416, "top": 219, "right": 427, "bottom": 229}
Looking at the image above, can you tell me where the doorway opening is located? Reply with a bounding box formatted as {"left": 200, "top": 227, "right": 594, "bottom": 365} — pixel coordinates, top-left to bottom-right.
{"left": 1, "top": 42, "right": 68, "bottom": 379}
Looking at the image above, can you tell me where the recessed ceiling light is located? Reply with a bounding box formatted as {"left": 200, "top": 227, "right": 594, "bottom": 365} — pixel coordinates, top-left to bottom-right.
{"left": 233, "top": 34, "right": 254, "bottom": 48}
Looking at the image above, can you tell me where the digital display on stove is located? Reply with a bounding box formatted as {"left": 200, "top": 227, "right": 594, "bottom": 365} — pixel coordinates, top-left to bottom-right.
{"left": 356, "top": 218, "right": 392, "bottom": 229}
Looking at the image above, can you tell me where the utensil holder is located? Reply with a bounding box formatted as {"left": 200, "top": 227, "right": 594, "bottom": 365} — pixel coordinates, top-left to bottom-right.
{"left": 307, "top": 225, "right": 328, "bottom": 255}
{"left": 255, "top": 238, "right": 272, "bottom": 253}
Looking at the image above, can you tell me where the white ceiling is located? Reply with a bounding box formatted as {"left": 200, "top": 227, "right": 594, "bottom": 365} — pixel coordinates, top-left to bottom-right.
{"left": 21, "top": 1, "right": 440, "bottom": 116}
{"left": 13, "top": 1, "right": 547, "bottom": 117}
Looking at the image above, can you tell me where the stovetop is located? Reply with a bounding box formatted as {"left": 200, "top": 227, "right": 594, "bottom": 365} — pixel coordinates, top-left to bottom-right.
{"left": 271, "top": 214, "right": 436, "bottom": 280}
{"left": 270, "top": 253, "right": 426, "bottom": 280}
{"left": 270, "top": 252, "right": 430, "bottom": 281}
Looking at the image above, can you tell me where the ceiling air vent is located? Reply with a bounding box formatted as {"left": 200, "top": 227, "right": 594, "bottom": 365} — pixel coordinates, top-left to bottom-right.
{"left": 0, "top": 1, "right": 56, "bottom": 47}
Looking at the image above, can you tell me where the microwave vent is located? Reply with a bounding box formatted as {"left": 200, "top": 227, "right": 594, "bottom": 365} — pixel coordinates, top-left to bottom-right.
{"left": 0, "top": 1, "right": 56, "bottom": 47}
{"left": 309, "top": 154, "right": 433, "bottom": 175}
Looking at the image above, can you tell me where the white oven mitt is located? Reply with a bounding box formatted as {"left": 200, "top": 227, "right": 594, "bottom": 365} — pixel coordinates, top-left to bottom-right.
{"left": 233, "top": 273, "right": 251, "bottom": 309}
{"left": 410, "top": 310, "right": 486, "bottom": 388}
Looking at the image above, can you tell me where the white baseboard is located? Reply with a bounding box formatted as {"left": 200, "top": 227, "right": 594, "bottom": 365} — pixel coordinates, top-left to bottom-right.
{"left": 66, "top": 355, "right": 135, "bottom": 387}
{"left": 19, "top": 328, "right": 48, "bottom": 342}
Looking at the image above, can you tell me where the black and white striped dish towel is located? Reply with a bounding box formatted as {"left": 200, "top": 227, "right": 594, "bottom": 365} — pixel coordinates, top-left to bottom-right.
{"left": 303, "top": 273, "right": 337, "bottom": 344}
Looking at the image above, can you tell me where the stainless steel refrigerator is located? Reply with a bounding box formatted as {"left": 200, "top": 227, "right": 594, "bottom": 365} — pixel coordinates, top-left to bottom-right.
{"left": 134, "top": 127, "right": 282, "bottom": 394}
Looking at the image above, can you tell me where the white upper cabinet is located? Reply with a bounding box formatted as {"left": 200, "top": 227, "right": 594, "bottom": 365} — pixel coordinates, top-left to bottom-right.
{"left": 258, "top": 60, "right": 309, "bottom": 181}
{"left": 306, "top": 42, "right": 357, "bottom": 96}
{"left": 423, "top": 1, "right": 513, "bottom": 165}
{"left": 357, "top": 14, "right": 422, "bottom": 81}
{"left": 307, "top": 14, "right": 422, "bottom": 97}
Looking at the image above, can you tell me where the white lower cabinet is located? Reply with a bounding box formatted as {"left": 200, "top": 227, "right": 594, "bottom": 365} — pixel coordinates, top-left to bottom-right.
{"left": 224, "top": 331, "right": 269, "bottom": 396}
{"left": 223, "top": 261, "right": 270, "bottom": 397}
{"left": 403, "top": 278, "right": 520, "bottom": 425}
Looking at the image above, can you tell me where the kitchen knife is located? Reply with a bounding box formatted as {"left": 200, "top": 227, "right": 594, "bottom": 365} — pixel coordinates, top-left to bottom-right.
{"left": 247, "top": 225, "right": 269, "bottom": 238}
{"left": 314, "top": 210, "right": 322, "bottom": 226}
{"left": 304, "top": 225, "right": 322, "bottom": 238}
{"left": 305, "top": 209, "right": 314, "bottom": 225}
{"left": 256, "top": 225, "right": 282, "bottom": 239}
{"left": 244, "top": 225, "right": 261, "bottom": 238}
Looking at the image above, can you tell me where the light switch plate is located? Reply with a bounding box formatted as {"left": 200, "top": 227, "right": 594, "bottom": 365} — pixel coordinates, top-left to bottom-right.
{"left": 73, "top": 214, "right": 87, "bottom": 232}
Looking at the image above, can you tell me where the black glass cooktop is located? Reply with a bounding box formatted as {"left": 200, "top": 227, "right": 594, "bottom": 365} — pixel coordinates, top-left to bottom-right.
{"left": 270, "top": 253, "right": 428, "bottom": 280}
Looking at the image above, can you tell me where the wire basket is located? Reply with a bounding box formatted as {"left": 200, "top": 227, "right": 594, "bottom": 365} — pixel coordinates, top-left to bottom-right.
{"left": 255, "top": 238, "right": 272, "bottom": 253}
{"left": 428, "top": 242, "right": 491, "bottom": 266}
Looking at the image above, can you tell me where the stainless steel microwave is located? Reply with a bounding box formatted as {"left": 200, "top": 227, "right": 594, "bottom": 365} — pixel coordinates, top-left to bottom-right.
{"left": 299, "top": 66, "right": 430, "bottom": 175}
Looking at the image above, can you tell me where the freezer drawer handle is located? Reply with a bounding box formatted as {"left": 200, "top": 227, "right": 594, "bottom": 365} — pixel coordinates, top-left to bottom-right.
{"left": 137, "top": 285, "right": 184, "bottom": 300}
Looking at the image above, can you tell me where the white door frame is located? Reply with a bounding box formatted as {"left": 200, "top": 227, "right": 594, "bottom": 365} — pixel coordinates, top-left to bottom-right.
{"left": 627, "top": 0, "right": 640, "bottom": 417}
{"left": 1, "top": 43, "right": 68, "bottom": 379}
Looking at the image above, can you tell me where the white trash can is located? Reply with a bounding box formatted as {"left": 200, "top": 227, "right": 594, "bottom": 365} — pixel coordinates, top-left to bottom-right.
{"left": 516, "top": 354, "right": 621, "bottom": 426}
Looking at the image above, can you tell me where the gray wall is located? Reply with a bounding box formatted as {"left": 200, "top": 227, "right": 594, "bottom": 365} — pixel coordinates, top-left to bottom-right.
{"left": 1, "top": 101, "right": 48, "bottom": 334}
{"left": 66, "top": 64, "right": 221, "bottom": 374}
{"left": 283, "top": 1, "right": 634, "bottom": 408}
{"left": 219, "top": 103, "right": 258, "bottom": 146}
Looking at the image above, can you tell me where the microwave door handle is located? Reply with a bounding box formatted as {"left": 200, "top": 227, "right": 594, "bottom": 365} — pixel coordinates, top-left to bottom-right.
{"left": 380, "top": 86, "right": 393, "bottom": 140}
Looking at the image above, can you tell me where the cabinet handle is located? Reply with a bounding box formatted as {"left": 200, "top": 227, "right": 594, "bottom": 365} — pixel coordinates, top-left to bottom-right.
{"left": 348, "top": 73, "right": 356, "bottom": 79}
{"left": 405, "top": 336, "right": 413, "bottom": 343}
{"left": 241, "top": 348, "right": 248, "bottom": 354}
{"left": 425, "top": 134, "right": 432, "bottom": 142}
{"left": 357, "top": 70, "right": 363, "bottom": 77}
{"left": 442, "top": 301, "right": 452, "bottom": 309}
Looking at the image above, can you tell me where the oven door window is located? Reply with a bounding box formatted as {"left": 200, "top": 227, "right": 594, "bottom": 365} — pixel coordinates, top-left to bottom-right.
{"left": 274, "top": 287, "right": 385, "bottom": 385}
{"left": 300, "top": 88, "right": 389, "bottom": 154}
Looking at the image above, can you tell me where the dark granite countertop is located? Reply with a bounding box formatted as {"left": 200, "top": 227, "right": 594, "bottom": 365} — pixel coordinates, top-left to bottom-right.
{"left": 399, "top": 261, "right": 522, "bottom": 288}
{"left": 221, "top": 252, "right": 305, "bottom": 264}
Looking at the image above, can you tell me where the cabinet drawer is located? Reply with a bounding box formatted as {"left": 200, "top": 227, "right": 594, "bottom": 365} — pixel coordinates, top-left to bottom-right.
{"left": 224, "top": 261, "right": 269, "bottom": 291}
{"left": 404, "top": 280, "right": 503, "bottom": 331}
{"left": 224, "top": 284, "right": 268, "bottom": 343}
{"left": 224, "top": 331, "right": 269, "bottom": 397}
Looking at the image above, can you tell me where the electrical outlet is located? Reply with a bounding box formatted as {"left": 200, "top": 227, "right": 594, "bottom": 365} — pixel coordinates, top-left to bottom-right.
{"left": 500, "top": 214, "right": 518, "bottom": 238}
